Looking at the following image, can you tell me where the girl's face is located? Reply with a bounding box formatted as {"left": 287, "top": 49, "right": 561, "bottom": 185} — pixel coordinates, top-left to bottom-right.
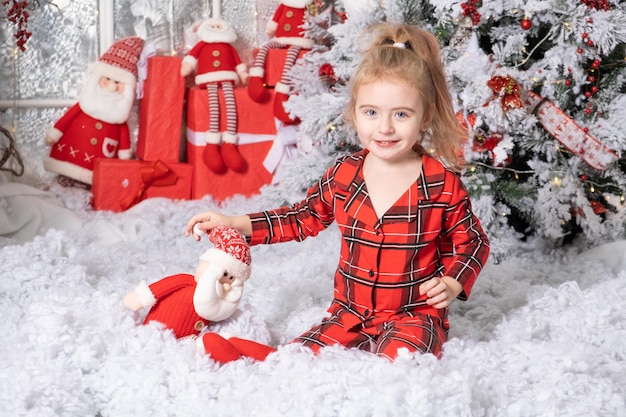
{"left": 354, "top": 80, "right": 431, "bottom": 164}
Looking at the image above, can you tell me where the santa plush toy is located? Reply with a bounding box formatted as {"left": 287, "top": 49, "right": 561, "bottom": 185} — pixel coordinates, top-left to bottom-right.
{"left": 44, "top": 37, "right": 144, "bottom": 188}
{"left": 248, "top": 0, "right": 314, "bottom": 125}
{"left": 123, "top": 226, "right": 275, "bottom": 363}
{"left": 181, "top": 18, "right": 249, "bottom": 174}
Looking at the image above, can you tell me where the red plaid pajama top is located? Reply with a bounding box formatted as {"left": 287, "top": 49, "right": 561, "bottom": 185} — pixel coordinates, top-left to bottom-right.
{"left": 247, "top": 149, "right": 489, "bottom": 330}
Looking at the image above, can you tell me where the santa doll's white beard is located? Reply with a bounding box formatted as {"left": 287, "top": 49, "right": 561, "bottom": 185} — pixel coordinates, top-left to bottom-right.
{"left": 197, "top": 23, "right": 237, "bottom": 44}
{"left": 193, "top": 263, "right": 243, "bottom": 322}
{"left": 78, "top": 73, "right": 134, "bottom": 124}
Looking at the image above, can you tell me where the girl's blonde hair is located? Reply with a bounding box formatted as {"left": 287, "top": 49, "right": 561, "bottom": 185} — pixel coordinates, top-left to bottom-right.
{"left": 345, "top": 23, "right": 465, "bottom": 169}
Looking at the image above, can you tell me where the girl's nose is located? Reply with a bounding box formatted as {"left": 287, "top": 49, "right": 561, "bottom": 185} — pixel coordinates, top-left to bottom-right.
{"left": 378, "top": 116, "right": 395, "bottom": 133}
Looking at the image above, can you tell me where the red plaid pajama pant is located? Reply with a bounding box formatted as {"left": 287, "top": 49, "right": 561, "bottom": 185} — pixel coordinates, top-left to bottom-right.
{"left": 295, "top": 306, "right": 449, "bottom": 360}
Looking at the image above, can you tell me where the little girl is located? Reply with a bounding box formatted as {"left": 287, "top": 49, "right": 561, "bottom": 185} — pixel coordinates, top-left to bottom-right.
{"left": 186, "top": 23, "right": 490, "bottom": 360}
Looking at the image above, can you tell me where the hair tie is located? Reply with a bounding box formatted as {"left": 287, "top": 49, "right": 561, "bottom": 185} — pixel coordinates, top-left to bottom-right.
{"left": 392, "top": 42, "right": 406, "bottom": 49}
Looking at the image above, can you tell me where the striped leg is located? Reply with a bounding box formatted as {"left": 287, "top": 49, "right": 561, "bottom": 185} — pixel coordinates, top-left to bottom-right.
{"left": 202, "top": 83, "right": 226, "bottom": 174}
{"left": 274, "top": 45, "right": 304, "bottom": 124}
{"left": 248, "top": 41, "right": 285, "bottom": 103}
{"left": 221, "top": 81, "right": 246, "bottom": 173}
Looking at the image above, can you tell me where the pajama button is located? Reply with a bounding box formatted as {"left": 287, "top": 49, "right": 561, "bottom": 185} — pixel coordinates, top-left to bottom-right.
{"left": 95, "top": 122, "right": 102, "bottom": 130}
{"left": 212, "top": 50, "right": 220, "bottom": 57}
{"left": 194, "top": 320, "right": 205, "bottom": 332}
{"left": 369, "top": 270, "right": 374, "bottom": 277}
{"left": 286, "top": 11, "right": 294, "bottom": 18}
{"left": 284, "top": 24, "right": 291, "bottom": 31}
{"left": 364, "top": 309, "right": 370, "bottom": 317}
{"left": 90, "top": 137, "right": 98, "bottom": 145}
{"left": 213, "top": 60, "right": 221, "bottom": 67}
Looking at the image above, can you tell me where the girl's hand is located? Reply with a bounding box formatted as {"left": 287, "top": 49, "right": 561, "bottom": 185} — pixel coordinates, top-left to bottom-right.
{"left": 419, "top": 276, "right": 463, "bottom": 309}
{"left": 184, "top": 212, "right": 252, "bottom": 240}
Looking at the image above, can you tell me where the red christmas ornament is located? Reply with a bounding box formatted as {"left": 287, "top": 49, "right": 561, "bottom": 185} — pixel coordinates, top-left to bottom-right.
{"left": 520, "top": 18, "right": 532, "bottom": 30}
{"left": 319, "top": 63, "right": 339, "bottom": 88}
{"left": 590, "top": 200, "right": 608, "bottom": 215}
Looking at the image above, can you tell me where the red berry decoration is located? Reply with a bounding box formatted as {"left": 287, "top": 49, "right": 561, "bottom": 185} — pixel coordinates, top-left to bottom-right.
{"left": 581, "top": 0, "right": 611, "bottom": 11}
{"left": 3, "top": 0, "right": 32, "bottom": 51}
{"left": 520, "top": 18, "right": 532, "bottom": 30}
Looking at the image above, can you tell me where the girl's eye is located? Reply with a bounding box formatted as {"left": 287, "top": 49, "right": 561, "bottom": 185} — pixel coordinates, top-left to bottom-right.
{"left": 364, "top": 109, "right": 376, "bottom": 117}
{"left": 395, "top": 111, "right": 408, "bottom": 118}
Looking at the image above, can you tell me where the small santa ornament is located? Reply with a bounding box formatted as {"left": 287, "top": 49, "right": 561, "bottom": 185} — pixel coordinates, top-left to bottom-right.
{"left": 248, "top": 0, "right": 314, "bottom": 125}
{"left": 181, "top": 18, "right": 249, "bottom": 174}
{"left": 44, "top": 36, "right": 144, "bottom": 187}
{"left": 123, "top": 226, "right": 252, "bottom": 339}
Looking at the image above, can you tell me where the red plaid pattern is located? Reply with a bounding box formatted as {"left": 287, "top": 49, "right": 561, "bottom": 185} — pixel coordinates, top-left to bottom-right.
{"left": 248, "top": 150, "right": 490, "bottom": 356}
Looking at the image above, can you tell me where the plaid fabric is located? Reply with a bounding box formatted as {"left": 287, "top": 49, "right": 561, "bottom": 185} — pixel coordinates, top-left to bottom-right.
{"left": 248, "top": 149, "right": 490, "bottom": 355}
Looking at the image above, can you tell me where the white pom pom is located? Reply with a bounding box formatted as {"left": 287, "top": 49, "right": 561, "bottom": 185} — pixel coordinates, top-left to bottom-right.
{"left": 193, "top": 223, "right": 204, "bottom": 239}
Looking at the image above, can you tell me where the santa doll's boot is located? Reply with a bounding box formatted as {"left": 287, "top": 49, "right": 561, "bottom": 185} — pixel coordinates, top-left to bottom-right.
{"left": 247, "top": 67, "right": 271, "bottom": 103}
{"left": 221, "top": 132, "right": 247, "bottom": 173}
{"left": 227, "top": 337, "right": 276, "bottom": 361}
{"left": 198, "top": 332, "right": 276, "bottom": 364}
{"left": 273, "top": 82, "right": 300, "bottom": 125}
{"left": 198, "top": 332, "right": 241, "bottom": 363}
{"left": 203, "top": 132, "right": 227, "bottom": 174}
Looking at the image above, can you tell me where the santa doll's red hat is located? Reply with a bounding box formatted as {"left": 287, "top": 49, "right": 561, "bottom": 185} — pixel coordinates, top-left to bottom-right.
{"left": 200, "top": 227, "right": 252, "bottom": 281}
{"left": 91, "top": 36, "right": 144, "bottom": 86}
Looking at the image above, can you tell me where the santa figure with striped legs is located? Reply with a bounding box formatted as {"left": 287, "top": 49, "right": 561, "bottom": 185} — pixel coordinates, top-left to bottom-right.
{"left": 181, "top": 18, "right": 249, "bottom": 174}
{"left": 247, "top": 0, "right": 314, "bottom": 125}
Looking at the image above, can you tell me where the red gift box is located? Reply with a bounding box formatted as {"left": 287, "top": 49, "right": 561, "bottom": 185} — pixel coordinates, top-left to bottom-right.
{"left": 91, "top": 159, "right": 192, "bottom": 212}
{"left": 261, "top": 48, "right": 308, "bottom": 88}
{"left": 136, "top": 56, "right": 185, "bottom": 162}
{"left": 186, "top": 85, "right": 277, "bottom": 135}
{"left": 186, "top": 135, "right": 274, "bottom": 201}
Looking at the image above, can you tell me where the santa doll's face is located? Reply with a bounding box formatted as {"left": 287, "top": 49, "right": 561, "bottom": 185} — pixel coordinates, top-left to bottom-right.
{"left": 197, "top": 18, "right": 237, "bottom": 44}
{"left": 78, "top": 70, "right": 134, "bottom": 124}
{"left": 99, "top": 76, "right": 126, "bottom": 94}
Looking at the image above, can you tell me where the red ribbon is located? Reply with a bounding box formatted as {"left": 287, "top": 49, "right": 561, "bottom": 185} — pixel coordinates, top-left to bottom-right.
{"left": 120, "top": 160, "right": 179, "bottom": 210}
{"left": 485, "top": 75, "right": 524, "bottom": 110}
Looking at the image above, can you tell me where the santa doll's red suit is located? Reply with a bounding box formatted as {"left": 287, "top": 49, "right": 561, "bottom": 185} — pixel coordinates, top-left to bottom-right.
{"left": 248, "top": 0, "right": 314, "bottom": 124}
{"left": 181, "top": 18, "right": 248, "bottom": 174}
{"left": 44, "top": 37, "right": 144, "bottom": 186}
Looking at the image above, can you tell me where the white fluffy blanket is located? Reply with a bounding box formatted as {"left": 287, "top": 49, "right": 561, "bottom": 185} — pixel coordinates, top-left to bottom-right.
{"left": 1, "top": 180, "right": 625, "bottom": 417}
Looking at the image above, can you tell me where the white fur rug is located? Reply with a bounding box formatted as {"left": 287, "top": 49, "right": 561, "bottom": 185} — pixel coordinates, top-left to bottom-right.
{"left": 1, "top": 180, "right": 625, "bottom": 417}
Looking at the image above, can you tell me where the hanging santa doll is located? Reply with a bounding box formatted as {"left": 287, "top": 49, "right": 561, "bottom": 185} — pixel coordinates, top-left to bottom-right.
{"left": 123, "top": 226, "right": 275, "bottom": 363}
{"left": 181, "top": 18, "right": 249, "bottom": 174}
{"left": 44, "top": 36, "right": 144, "bottom": 188}
{"left": 248, "top": 0, "right": 314, "bottom": 125}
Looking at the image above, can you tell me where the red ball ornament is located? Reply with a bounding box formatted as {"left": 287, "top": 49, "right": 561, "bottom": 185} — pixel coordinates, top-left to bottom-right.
{"left": 565, "top": 79, "right": 572, "bottom": 86}
{"left": 520, "top": 18, "right": 532, "bottom": 30}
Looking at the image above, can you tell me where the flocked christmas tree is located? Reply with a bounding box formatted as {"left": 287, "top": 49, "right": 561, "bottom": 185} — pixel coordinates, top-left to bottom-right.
{"left": 272, "top": 0, "right": 626, "bottom": 255}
